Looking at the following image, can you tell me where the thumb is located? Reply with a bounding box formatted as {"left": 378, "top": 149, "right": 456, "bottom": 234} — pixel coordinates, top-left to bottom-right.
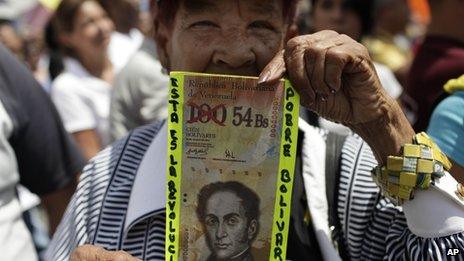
{"left": 258, "top": 50, "right": 286, "bottom": 84}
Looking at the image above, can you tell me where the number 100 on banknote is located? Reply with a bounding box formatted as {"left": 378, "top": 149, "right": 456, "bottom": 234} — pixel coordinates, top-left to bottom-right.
{"left": 166, "top": 72, "right": 299, "bottom": 261}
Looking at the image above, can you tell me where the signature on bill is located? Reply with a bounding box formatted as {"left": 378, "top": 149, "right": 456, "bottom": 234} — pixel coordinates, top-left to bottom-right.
{"left": 225, "top": 149, "right": 236, "bottom": 159}
{"left": 186, "top": 148, "right": 208, "bottom": 156}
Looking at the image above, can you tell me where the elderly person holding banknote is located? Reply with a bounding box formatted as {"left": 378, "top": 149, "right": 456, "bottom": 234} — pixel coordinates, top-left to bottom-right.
{"left": 46, "top": 0, "right": 464, "bottom": 260}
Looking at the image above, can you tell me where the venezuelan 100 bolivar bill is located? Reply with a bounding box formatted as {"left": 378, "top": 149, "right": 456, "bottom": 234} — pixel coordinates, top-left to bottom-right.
{"left": 166, "top": 72, "right": 299, "bottom": 261}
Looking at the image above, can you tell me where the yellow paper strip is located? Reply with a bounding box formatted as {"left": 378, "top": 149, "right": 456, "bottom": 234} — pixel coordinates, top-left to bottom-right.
{"left": 39, "top": 0, "right": 61, "bottom": 11}
{"left": 165, "top": 73, "right": 184, "bottom": 261}
{"left": 269, "top": 80, "right": 299, "bottom": 261}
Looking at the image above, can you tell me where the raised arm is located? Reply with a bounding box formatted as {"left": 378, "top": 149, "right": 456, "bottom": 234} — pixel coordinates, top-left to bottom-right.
{"left": 259, "top": 30, "right": 464, "bottom": 259}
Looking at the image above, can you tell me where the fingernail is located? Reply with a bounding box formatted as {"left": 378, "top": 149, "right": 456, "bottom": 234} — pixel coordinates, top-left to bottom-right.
{"left": 321, "top": 96, "right": 327, "bottom": 101}
{"left": 258, "top": 71, "right": 271, "bottom": 84}
{"left": 330, "top": 88, "right": 336, "bottom": 94}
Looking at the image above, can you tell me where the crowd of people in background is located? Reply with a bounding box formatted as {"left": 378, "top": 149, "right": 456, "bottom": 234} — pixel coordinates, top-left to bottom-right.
{"left": 0, "top": 0, "right": 462, "bottom": 260}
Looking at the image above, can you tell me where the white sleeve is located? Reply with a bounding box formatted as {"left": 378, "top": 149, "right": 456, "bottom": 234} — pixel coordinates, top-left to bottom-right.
{"left": 51, "top": 76, "right": 97, "bottom": 133}
{"left": 403, "top": 172, "right": 464, "bottom": 238}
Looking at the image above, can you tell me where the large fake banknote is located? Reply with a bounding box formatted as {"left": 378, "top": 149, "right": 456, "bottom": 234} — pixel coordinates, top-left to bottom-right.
{"left": 166, "top": 72, "right": 299, "bottom": 261}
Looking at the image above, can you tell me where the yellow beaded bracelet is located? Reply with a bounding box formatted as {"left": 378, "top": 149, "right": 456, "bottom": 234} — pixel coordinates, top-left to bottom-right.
{"left": 371, "top": 132, "right": 452, "bottom": 205}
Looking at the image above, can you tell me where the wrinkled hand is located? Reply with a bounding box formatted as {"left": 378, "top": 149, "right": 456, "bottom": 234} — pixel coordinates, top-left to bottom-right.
{"left": 259, "top": 30, "right": 388, "bottom": 126}
{"left": 71, "top": 245, "right": 141, "bottom": 261}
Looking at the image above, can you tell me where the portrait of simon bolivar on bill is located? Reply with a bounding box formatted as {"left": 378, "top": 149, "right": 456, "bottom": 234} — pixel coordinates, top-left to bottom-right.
{"left": 166, "top": 72, "right": 299, "bottom": 261}
{"left": 195, "top": 181, "right": 261, "bottom": 261}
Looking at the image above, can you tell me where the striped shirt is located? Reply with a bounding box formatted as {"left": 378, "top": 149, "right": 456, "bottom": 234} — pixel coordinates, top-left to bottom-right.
{"left": 46, "top": 120, "right": 464, "bottom": 260}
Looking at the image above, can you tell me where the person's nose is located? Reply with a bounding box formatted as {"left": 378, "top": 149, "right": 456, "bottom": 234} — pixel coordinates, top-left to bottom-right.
{"left": 98, "top": 17, "right": 114, "bottom": 36}
{"left": 212, "top": 32, "right": 256, "bottom": 70}
{"left": 215, "top": 222, "right": 228, "bottom": 239}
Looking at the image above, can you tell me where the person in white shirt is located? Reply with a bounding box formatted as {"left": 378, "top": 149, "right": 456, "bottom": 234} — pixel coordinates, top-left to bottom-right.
{"left": 109, "top": 38, "right": 169, "bottom": 141}
{"left": 98, "top": 0, "right": 145, "bottom": 72}
{"left": 49, "top": 0, "right": 115, "bottom": 159}
{"left": 109, "top": 0, "right": 169, "bottom": 141}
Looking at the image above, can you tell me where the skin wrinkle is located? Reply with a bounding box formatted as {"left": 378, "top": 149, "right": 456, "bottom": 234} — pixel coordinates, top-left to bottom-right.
{"left": 184, "top": 0, "right": 219, "bottom": 13}
{"left": 237, "top": 1, "right": 243, "bottom": 20}
{"left": 307, "top": 37, "right": 376, "bottom": 123}
{"left": 249, "top": 1, "right": 278, "bottom": 15}
{"left": 183, "top": 0, "right": 280, "bottom": 24}
{"left": 303, "top": 51, "right": 317, "bottom": 100}
{"left": 322, "top": 36, "right": 350, "bottom": 91}
{"left": 285, "top": 37, "right": 316, "bottom": 103}
{"left": 169, "top": 0, "right": 285, "bottom": 75}
{"left": 218, "top": 27, "right": 256, "bottom": 69}
{"left": 345, "top": 59, "right": 374, "bottom": 120}
{"left": 309, "top": 45, "right": 331, "bottom": 97}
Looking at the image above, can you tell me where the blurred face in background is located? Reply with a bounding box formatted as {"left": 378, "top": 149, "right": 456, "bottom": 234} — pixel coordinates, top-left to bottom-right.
{"left": 0, "top": 24, "right": 24, "bottom": 59}
{"left": 24, "top": 31, "right": 45, "bottom": 71}
{"left": 60, "top": 1, "right": 114, "bottom": 58}
{"left": 377, "top": 0, "right": 409, "bottom": 34}
{"left": 311, "top": 0, "right": 362, "bottom": 40}
{"left": 156, "top": 0, "right": 289, "bottom": 76}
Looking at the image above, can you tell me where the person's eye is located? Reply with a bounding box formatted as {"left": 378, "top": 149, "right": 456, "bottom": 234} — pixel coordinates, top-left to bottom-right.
{"left": 189, "top": 20, "right": 219, "bottom": 29}
{"left": 227, "top": 217, "right": 239, "bottom": 226}
{"left": 205, "top": 217, "right": 217, "bottom": 226}
{"left": 78, "top": 18, "right": 94, "bottom": 29}
{"left": 248, "top": 21, "right": 276, "bottom": 31}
